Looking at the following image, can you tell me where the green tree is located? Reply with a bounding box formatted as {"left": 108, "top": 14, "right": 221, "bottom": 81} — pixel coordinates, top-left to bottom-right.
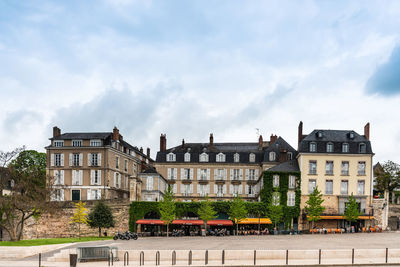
{"left": 70, "top": 201, "right": 90, "bottom": 238}
{"left": 197, "top": 196, "right": 216, "bottom": 232}
{"left": 88, "top": 201, "right": 115, "bottom": 237}
{"left": 228, "top": 195, "right": 247, "bottom": 235}
{"left": 159, "top": 186, "right": 175, "bottom": 237}
{"left": 304, "top": 186, "right": 325, "bottom": 233}
{"left": 9, "top": 150, "right": 46, "bottom": 188}
{"left": 344, "top": 193, "right": 361, "bottom": 223}
{"left": 268, "top": 191, "right": 283, "bottom": 228}
{"left": 375, "top": 161, "right": 400, "bottom": 203}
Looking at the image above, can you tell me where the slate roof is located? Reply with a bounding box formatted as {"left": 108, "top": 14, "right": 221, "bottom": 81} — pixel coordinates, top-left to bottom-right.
{"left": 51, "top": 132, "right": 112, "bottom": 140}
{"left": 299, "top": 129, "right": 373, "bottom": 154}
{"left": 263, "top": 137, "right": 297, "bottom": 162}
{"left": 266, "top": 160, "right": 300, "bottom": 172}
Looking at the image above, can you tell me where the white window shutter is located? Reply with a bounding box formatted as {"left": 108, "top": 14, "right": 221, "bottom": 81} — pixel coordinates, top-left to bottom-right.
{"left": 214, "top": 169, "right": 217, "bottom": 179}
{"left": 230, "top": 169, "right": 233, "bottom": 180}
{"left": 255, "top": 169, "right": 259, "bottom": 179}
{"left": 60, "top": 189, "right": 64, "bottom": 201}
{"left": 245, "top": 169, "right": 249, "bottom": 180}
{"left": 114, "top": 172, "right": 117, "bottom": 187}
{"left": 239, "top": 184, "right": 243, "bottom": 194}
{"left": 72, "top": 170, "right": 76, "bottom": 185}
{"left": 180, "top": 168, "right": 184, "bottom": 179}
{"left": 214, "top": 184, "right": 217, "bottom": 194}
{"left": 207, "top": 169, "right": 210, "bottom": 180}
{"left": 224, "top": 169, "right": 227, "bottom": 180}
{"left": 173, "top": 184, "right": 177, "bottom": 194}
{"left": 79, "top": 153, "right": 83, "bottom": 166}
{"left": 230, "top": 184, "right": 233, "bottom": 194}
{"left": 168, "top": 168, "right": 171, "bottom": 179}
{"left": 223, "top": 185, "right": 227, "bottom": 194}
{"left": 207, "top": 184, "right": 210, "bottom": 194}
{"left": 98, "top": 170, "right": 102, "bottom": 185}
{"left": 118, "top": 174, "right": 121, "bottom": 188}
{"left": 197, "top": 169, "right": 200, "bottom": 181}
{"left": 60, "top": 154, "right": 64, "bottom": 166}
{"left": 197, "top": 184, "right": 200, "bottom": 194}
{"left": 87, "top": 189, "right": 92, "bottom": 200}
{"left": 54, "top": 170, "right": 59, "bottom": 184}
{"left": 190, "top": 168, "right": 193, "bottom": 180}
{"left": 97, "top": 190, "right": 101, "bottom": 199}
{"left": 174, "top": 168, "right": 177, "bottom": 179}
{"left": 69, "top": 154, "right": 73, "bottom": 166}
{"left": 190, "top": 184, "right": 193, "bottom": 193}
{"left": 60, "top": 170, "right": 64, "bottom": 185}
{"left": 91, "top": 170, "right": 95, "bottom": 185}
{"left": 98, "top": 153, "right": 101, "bottom": 165}
{"left": 88, "top": 153, "right": 92, "bottom": 167}
{"left": 50, "top": 154, "right": 54, "bottom": 167}
{"left": 246, "top": 184, "right": 249, "bottom": 195}
{"left": 79, "top": 170, "right": 83, "bottom": 185}
{"left": 239, "top": 169, "right": 243, "bottom": 180}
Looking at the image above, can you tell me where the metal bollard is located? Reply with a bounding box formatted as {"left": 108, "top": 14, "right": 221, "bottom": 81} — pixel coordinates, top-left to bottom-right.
{"left": 156, "top": 251, "right": 160, "bottom": 266}
{"left": 205, "top": 250, "right": 208, "bottom": 265}
{"left": 319, "top": 249, "right": 321, "bottom": 265}
{"left": 140, "top": 251, "right": 144, "bottom": 266}
{"left": 124, "top": 251, "right": 129, "bottom": 266}
{"left": 172, "top": 250, "right": 176, "bottom": 265}
{"left": 38, "top": 253, "right": 41, "bottom": 267}
{"left": 352, "top": 248, "right": 354, "bottom": 265}
{"left": 386, "top": 248, "right": 389, "bottom": 263}
{"left": 254, "top": 250, "right": 257, "bottom": 266}
{"left": 286, "top": 250, "right": 288, "bottom": 265}
{"left": 222, "top": 250, "right": 225, "bottom": 265}
{"left": 188, "top": 250, "right": 192, "bottom": 265}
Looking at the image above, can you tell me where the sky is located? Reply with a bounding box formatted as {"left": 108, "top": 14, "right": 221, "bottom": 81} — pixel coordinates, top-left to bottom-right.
{"left": 1, "top": 0, "right": 400, "bottom": 163}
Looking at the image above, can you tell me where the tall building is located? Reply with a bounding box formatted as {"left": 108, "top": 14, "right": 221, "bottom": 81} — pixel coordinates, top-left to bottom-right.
{"left": 297, "top": 121, "right": 374, "bottom": 229}
{"left": 46, "top": 126, "right": 152, "bottom": 201}
{"left": 154, "top": 133, "right": 297, "bottom": 202}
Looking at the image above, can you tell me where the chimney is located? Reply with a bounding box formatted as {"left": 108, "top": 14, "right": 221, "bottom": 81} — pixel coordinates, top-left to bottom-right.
{"left": 279, "top": 149, "right": 287, "bottom": 163}
{"left": 140, "top": 147, "right": 143, "bottom": 153}
{"left": 146, "top": 147, "right": 150, "bottom": 158}
{"left": 182, "top": 139, "right": 185, "bottom": 149}
{"left": 209, "top": 133, "right": 214, "bottom": 150}
{"left": 364, "top": 122, "right": 370, "bottom": 140}
{"left": 113, "top": 126, "right": 120, "bottom": 141}
{"left": 53, "top": 126, "right": 61, "bottom": 138}
{"left": 270, "top": 134, "right": 278, "bottom": 144}
{"left": 258, "top": 135, "right": 263, "bottom": 149}
{"left": 298, "top": 121, "right": 303, "bottom": 150}
{"left": 160, "top": 134, "right": 167, "bottom": 152}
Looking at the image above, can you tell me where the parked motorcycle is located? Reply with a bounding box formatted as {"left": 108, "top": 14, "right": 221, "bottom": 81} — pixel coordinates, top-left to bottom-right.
{"left": 113, "top": 231, "right": 139, "bottom": 240}
{"left": 125, "top": 231, "right": 138, "bottom": 240}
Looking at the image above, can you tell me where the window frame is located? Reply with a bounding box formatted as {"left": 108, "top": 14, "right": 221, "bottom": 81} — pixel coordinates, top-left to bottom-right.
{"left": 342, "top": 143, "right": 349, "bottom": 153}
{"left": 54, "top": 140, "right": 64, "bottom": 147}
{"left": 249, "top": 153, "right": 256, "bottom": 163}
{"left": 325, "top": 161, "right": 334, "bottom": 175}
{"left": 72, "top": 140, "right": 82, "bottom": 147}
{"left": 326, "top": 142, "right": 334, "bottom": 153}
{"left": 308, "top": 179, "right": 316, "bottom": 194}
{"left": 341, "top": 180, "right": 349, "bottom": 195}
{"left": 269, "top": 152, "right": 276, "bottom": 161}
{"left": 234, "top": 153, "right": 240, "bottom": 163}
{"left": 309, "top": 142, "right": 317, "bottom": 152}
{"left": 309, "top": 160, "right": 317, "bottom": 175}
{"left": 325, "top": 180, "right": 333, "bottom": 195}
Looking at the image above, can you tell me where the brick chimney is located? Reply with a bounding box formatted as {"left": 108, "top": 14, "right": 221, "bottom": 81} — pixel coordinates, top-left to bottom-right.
{"left": 258, "top": 135, "right": 263, "bottom": 150}
{"left": 182, "top": 139, "right": 185, "bottom": 149}
{"left": 113, "top": 126, "right": 120, "bottom": 141}
{"left": 279, "top": 149, "right": 287, "bottom": 163}
{"left": 146, "top": 148, "right": 150, "bottom": 158}
{"left": 270, "top": 134, "right": 278, "bottom": 144}
{"left": 160, "top": 134, "right": 167, "bottom": 152}
{"left": 364, "top": 122, "right": 370, "bottom": 140}
{"left": 53, "top": 126, "right": 61, "bottom": 138}
{"left": 298, "top": 121, "right": 303, "bottom": 150}
{"left": 140, "top": 147, "right": 143, "bottom": 153}
{"left": 209, "top": 133, "right": 214, "bottom": 150}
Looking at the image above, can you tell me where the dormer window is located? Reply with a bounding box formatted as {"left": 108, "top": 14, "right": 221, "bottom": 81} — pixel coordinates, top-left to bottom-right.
{"left": 309, "top": 142, "right": 317, "bottom": 152}
{"left": 269, "top": 152, "right": 276, "bottom": 161}
{"left": 166, "top": 153, "right": 176, "bottom": 162}
{"left": 234, "top": 153, "right": 240, "bottom": 163}
{"left": 249, "top": 153, "right": 255, "bottom": 163}
{"left": 54, "top": 140, "right": 64, "bottom": 147}
{"left": 349, "top": 132, "right": 355, "bottom": 139}
{"left": 287, "top": 152, "right": 293, "bottom": 160}
{"left": 317, "top": 131, "right": 323, "bottom": 138}
{"left": 199, "top": 152, "right": 209, "bottom": 162}
{"left": 184, "top": 152, "right": 191, "bottom": 162}
{"left": 90, "top": 139, "right": 101, "bottom": 147}
{"left": 326, "top": 143, "right": 334, "bottom": 153}
{"left": 72, "top": 140, "right": 82, "bottom": 147}
{"left": 342, "top": 143, "right": 349, "bottom": 153}
{"left": 216, "top": 153, "right": 225, "bottom": 162}
{"left": 359, "top": 143, "right": 366, "bottom": 153}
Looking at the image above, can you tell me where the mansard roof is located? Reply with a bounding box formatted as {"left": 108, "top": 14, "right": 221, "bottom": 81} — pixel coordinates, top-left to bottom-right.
{"left": 51, "top": 132, "right": 112, "bottom": 140}
{"left": 266, "top": 159, "right": 300, "bottom": 172}
{"left": 263, "top": 137, "right": 298, "bottom": 162}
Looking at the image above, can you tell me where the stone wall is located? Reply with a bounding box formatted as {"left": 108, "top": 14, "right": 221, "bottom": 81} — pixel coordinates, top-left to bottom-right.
{"left": 388, "top": 204, "right": 400, "bottom": 231}
{"left": 22, "top": 199, "right": 130, "bottom": 240}
{"left": 372, "top": 198, "right": 388, "bottom": 229}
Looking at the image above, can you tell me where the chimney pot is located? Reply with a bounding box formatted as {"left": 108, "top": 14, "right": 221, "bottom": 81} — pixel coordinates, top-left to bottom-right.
{"left": 182, "top": 139, "right": 185, "bottom": 149}
{"left": 209, "top": 133, "right": 214, "bottom": 150}
{"left": 146, "top": 147, "right": 150, "bottom": 158}
{"left": 270, "top": 134, "right": 278, "bottom": 144}
{"left": 113, "top": 126, "right": 120, "bottom": 141}
{"left": 140, "top": 147, "right": 143, "bottom": 153}
{"left": 364, "top": 122, "right": 370, "bottom": 140}
{"left": 258, "top": 135, "right": 263, "bottom": 149}
{"left": 160, "top": 134, "right": 167, "bottom": 152}
{"left": 53, "top": 126, "right": 61, "bottom": 138}
{"left": 298, "top": 121, "right": 303, "bottom": 150}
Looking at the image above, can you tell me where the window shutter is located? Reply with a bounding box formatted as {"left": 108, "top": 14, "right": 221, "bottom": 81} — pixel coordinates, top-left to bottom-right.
{"left": 69, "top": 154, "right": 73, "bottom": 166}
{"left": 79, "top": 153, "right": 83, "bottom": 166}
{"left": 197, "top": 184, "right": 200, "bottom": 194}
{"left": 174, "top": 168, "right": 177, "bottom": 179}
{"left": 255, "top": 169, "right": 259, "bottom": 179}
{"left": 207, "top": 184, "right": 210, "bottom": 194}
{"left": 207, "top": 169, "right": 210, "bottom": 180}
{"left": 214, "top": 169, "right": 217, "bottom": 179}
{"left": 180, "top": 168, "right": 184, "bottom": 180}
{"left": 190, "top": 184, "right": 193, "bottom": 193}
{"left": 87, "top": 189, "right": 92, "bottom": 200}
{"left": 60, "top": 189, "right": 64, "bottom": 201}
{"left": 54, "top": 170, "right": 59, "bottom": 184}
{"left": 72, "top": 170, "right": 76, "bottom": 185}
{"left": 91, "top": 170, "right": 95, "bottom": 185}
{"left": 173, "top": 184, "right": 177, "bottom": 194}
{"left": 50, "top": 154, "right": 54, "bottom": 167}
{"left": 223, "top": 185, "right": 227, "bottom": 194}
{"left": 239, "top": 169, "right": 243, "bottom": 180}
{"left": 245, "top": 169, "right": 249, "bottom": 180}
{"left": 197, "top": 169, "right": 200, "bottom": 181}
{"left": 230, "top": 184, "right": 233, "bottom": 194}
{"left": 60, "top": 154, "right": 64, "bottom": 166}
{"left": 118, "top": 174, "right": 121, "bottom": 188}
{"left": 245, "top": 185, "right": 249, "bottom": 195}
{"left": 88, "top": 153, "right": 92, "bottom": 167}
{"left": 60, "top": 170, "right": 64, "bottom": 185}
{"left": 224, "top": 169, "right": 227, "bottom": 180}
{"left": 214, "top": 184, "right": 217, "bottom": 194}
{"left": 97, "top": 190, "right": 101, "bottom": 199}
{"left": 190, "top": 168, "right": 193, "bottom": 180}
{"left": 167, "top": 168, "right": 171, "bottom": 179}
{"left": 98, "top": 153, "right": 101, "bottom": 166}
{"left": 114, "top": 172, "right": 117, "bottom": 187}
{"left": 239, "top": 185, "right": 243, "bottom": 194}
{"left": 98, "top": 170, "right": 102, "bottom": 185}
{"left": 230, "top": 169, "right": 233, "bottom": 180}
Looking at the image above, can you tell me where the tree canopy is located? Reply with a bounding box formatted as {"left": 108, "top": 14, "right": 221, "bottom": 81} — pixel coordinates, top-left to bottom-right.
{"left": 375, "top": 161, "right": 400, "bottom": 195}
{"left": 88, "top": 201, "right": 115, "bottom": 237}
{"left": 198, "top": 196, "right": 216, "bottom": 230}
{"left": 304, "top": 186, "right": 325, "bottom": 231}
{"left": 344, "top": 193, "right": 361, "bottom": 223}
{"left": 229, "top": 195, "right": 247, "bottom": 235}
{"left": 71, "top": 200, "right": 90, "bottom": 238}
{"left": 159, "top": 186, "right": 175, "bottom": 237}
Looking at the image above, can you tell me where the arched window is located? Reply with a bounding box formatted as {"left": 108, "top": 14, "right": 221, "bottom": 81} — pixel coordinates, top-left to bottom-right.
{"left": 216, "top": 153, "right": 225, "bottom": 162}
{"left": 326, "top": 142, "right": 334, "bottom": 153}
{"left": 234, "top": 153, "right": 240, "bottom": 163}
{"left": 269, "top": 152, "right": 276, "bottom": 161}
{"left": 184, "top": 152, "right": 191, "bottom": 162}
{"left": 249, "top": 153, "right": 255, "bottom": 162}
{"left": 342, "top": 143, "right": 349, "bottom": 153}
{"left": 199, "top": 153, "right": 209, "bottom": 162}
{"left": 166, "top": 153, "right": 176, "bottom": 162}
{"left": 359, "top": 143, "right": 366, "bottom": 153}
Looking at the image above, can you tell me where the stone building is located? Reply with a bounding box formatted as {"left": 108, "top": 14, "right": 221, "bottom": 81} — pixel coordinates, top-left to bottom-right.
{"left": 139, "top": 167, "right": 168, "bottom": 201}
{"left": 153, "top": 133, "right": 297, "bottom": 202}
{"left": 297, "top": 121, "right": 374, "bottom": 229}
{"left": 46, "top": 126, "right": 153, "bottom": 201}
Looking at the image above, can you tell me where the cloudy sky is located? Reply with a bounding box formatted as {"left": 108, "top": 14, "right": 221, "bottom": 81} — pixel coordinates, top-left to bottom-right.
{"left": 1, "top": 0, "right": 400, "bottom": 163}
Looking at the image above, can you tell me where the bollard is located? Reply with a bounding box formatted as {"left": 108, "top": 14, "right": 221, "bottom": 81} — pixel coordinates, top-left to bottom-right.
{"left": 188, "top": 250, "right": 192, "bottom": 265}
{"left": 140, "top": 251, "right": 144, "bottom": 266}
{"left": 205, "top": 250, "right": 208, "bottom": 265}
{"left": 352, "top": 248, "right": 354, "bottom": 265}
{"left": 254, "top": 250, "right": 256, "bottom": 266}
{"left": 124, "top": 251, "right": 129, "bottom": 266}
{"left": 110, "top": 252, "right": 114, "bottom": 266}
{"left": 156, "top": 251, "right": 160, "bottom": 266}
{"left": 38, "top": 253, "right": 41, "bottom": 267}
{"left": 172, "top": 250, "right": 176, "bottom": 266}
{"left": 222, "top": 250, "right": 225, "bottom": 265}
{"left": 386, "top": 248, "right": 389, "bottom": 263}
{"left": 286, "top": 250, "right": 288, "bottom": 265}
{"left": 319, "top": 249, "right": 321, "bottom": 265}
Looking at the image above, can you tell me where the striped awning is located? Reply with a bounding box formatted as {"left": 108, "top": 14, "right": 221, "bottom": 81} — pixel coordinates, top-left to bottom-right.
{"left": 207, "top": 220, "right": 233, "bottom": 226}
{"left": 236, "top": 218, "right": 272, "bottom": 224}
{"left": 307, "top": 215, "right": 375, "bottom": 220}
{"left": 136, "top": 219, "right": 165, "bottom": 225}
{"left": 172, "top": 220, "right": 203, "bottom": 225}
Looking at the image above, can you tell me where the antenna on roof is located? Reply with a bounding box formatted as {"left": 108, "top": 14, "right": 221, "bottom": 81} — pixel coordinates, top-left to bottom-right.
{"left": 255, "top": 128, "right": 260, "bottom": 137}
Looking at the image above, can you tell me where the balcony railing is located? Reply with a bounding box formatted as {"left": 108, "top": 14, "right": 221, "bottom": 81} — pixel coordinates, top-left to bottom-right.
{"left": 339, "top": 208, "right": 367, "bottom": 215}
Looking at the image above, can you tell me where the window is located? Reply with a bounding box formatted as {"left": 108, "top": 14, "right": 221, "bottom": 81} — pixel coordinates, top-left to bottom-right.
{"left": 183, "top": 184, "right": 191, "bottom": 196}
{"left": 52, "top": 189, "right": 64, "bottom": 201}
{"left": 147, "top": 177, "right": 153, "bottom": 190}
{"left": 249, "top": 169, "right": 256, "bottom": 180}
{"left": 342, "top": 143, "right": 349, "bottom": 153}
{"left": 341, "top": 180, "right": 348, "bottom": 194}
{"left": 273, "top": 175, "right": 279, "bottom": 187}
{"left": 357, "top": 180, "right": 365, "bottom": 195}
{"left": 216, "top": 153, "right": 225, "bottom": 162}
{"left": 325, "top": 180, "right": 333, "bottom": 194}
{"left": 91, "top": 170, "right": 100, "bottom": 185}
{"left": 288, "top": 175, "right": 296, "bottom": 189}
{"left": 234, "top": 153, "right": 240, "bottom": 163}
{"left": 91, "top": 153, "right": 99, "bottom": 166}
{"left": 341, "top": 161, "right": 349, "bottom": 175}
{"left": 326, "top": 143, "right": 334, "bottom": 153}
{"left": 325, "top": 161, "right": 333, "bottom": 175}
{"left": 54, "top": 141, "right": 64, "bottom": 147}
{"left": 199, "top": 153, "right": 209, "bottom": 162}
{"left": 89, "top": 189, "right": 101, "bottom": 200}
{"left": 248, "top": 185, "right": 254, "bottom": 195}
{"left": 55, "top": 154, "right": 62, "bottom": 166}
{"left": 114, "top": 173, "right": 120, "bottom": 188}
{"left": 358, "top": 161, "right": 366, "bottom": 175}
{"left": 317, "top": 131, "right": 323, "bottom": 138}
{"left": 217, "top": 184, "right": 223, "bottom": 196}
{"left": 309, "top": 161, "right": 317, "bottom": 174}
{"left": 269, "top": 152, "right": 276, "bottom": 161}
{"left": 167, "top": 153, "right": 176, "bottom": 162}
{"left": 124, "top": 159, "right": 128, "bottom": 172}
{"left": 309, "top": 142, "right": 317, "bottom": 152}
{"left": 71, "top": 190, "right": 80, "bottom": 201}
{"left": 54, "top": 170, "right": 64, "bottom": 185}
{"left": 308, "top": 179, "right": 316, "bottom": 194}
{"left": 216, "top": 169, "right": 224, "bottom": 180}
{"left": 232, "top": 185, "right": 239, "bottom": 196}
{"left": 72, "top": 170, "right": 83, "bottom": 185}
{"left": 272, "top": 192, "right": 280, "bottom": 206}
{"left": 249, "top": 153, "right": 255, "bottom": 162}
{"left": 287, "top": 191, "right": 295, "bottom": 206}
{"left": 184, "top": 152, "right": 191, "bottom": 162}
{"left": 287, "top": 152, "right": 293, "bottom": 160}
{"left": 90, "top": 139, "right": 101, "bottom": 147}
{"left": 73, "top": 153, "right": 80, "bottom": 167}
{"left": 359, "top": 143, "right": 366, "bottom": 153}
{"left": 349, "top": 132, "right": 355, "bottom": 139}
{"left": 72, "top": 140, "right": 82, "bottom": 147}
{"left": 168, "top": 168, "right": 177, "bottom": 180}
{"left": 115, "top": 157, "right": 119, "bottom": 169}
{"left": 233, "top": 169, "right": 240, "bottom": 180}
{"left": 199, "top": 184, "right": 207, "bottom": 196}
{"left": 200, "top": 169, "right": 207, "bottom": 180}
{"left": 184, "top": 168, "right": 191, "bottom": 180}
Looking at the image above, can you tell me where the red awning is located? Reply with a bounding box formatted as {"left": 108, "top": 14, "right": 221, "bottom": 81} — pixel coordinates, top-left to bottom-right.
{"left": 207, "top": 220, "right": 233, "bottom": 226}
{"left": 172, "top": 220, "right": 204, "bottom": 225}
{"left": 136, "top": 219, "right": 165, "bottom": 225}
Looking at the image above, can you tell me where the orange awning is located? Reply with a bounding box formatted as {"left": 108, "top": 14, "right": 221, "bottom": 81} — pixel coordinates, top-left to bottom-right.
{"left": 136, "top": 219, "right": 165, "bottom": 225}
{"left": 207, "top": 220, "right": 233, "bottom": 226}
{"left": 172, "top": 220, "right": 203, "bottom": 225}
{"left": 236, "top": 218, "right": 272, "bottom": 224}
{"left": 307, "top": 215, "right": 375, "bottom": 220}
